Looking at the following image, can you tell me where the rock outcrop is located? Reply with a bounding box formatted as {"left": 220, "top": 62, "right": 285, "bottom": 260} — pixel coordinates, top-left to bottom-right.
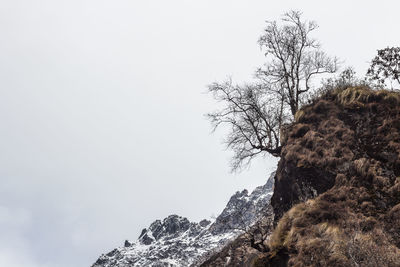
{"left": 261, "top": 87, "right": 400, "bottom": 266}
{"left": 202, "top": 87, "right": 400, "bottom": 267}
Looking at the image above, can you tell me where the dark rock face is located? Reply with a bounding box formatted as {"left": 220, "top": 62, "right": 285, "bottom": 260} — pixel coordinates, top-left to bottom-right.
{"left": 199, "top": 219, "right": 211, "bottom": 228}
{"left": 91, "top": 173, "right": 275, "bottom": 267}
{"left": 123, "top": 240, "right": 131, "bottom": 248}
{"left": 142, "top": 215, "right": 191, "bottom": 242}
{"left": 271, "top": 160, "right": 335, "bottom": 222}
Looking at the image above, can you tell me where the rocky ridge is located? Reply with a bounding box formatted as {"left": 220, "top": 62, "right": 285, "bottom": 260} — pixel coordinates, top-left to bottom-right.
{"left": 92, "top": 173, "right": 275, "bottom": 267}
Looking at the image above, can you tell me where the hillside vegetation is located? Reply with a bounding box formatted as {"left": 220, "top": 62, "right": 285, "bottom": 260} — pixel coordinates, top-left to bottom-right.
{"left": 203, "top": 86, "right": 400, "bottom": 267}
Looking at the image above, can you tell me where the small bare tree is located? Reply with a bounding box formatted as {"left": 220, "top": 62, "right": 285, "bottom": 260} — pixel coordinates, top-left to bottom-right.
{"left": 219, "top": 198, "right": 273, "bottom": 252}
{"left": 208, "top": 10, "right": 338, "bottom": 171}
{"left": 366, "top": 47, "right": 400, "bottom": 90}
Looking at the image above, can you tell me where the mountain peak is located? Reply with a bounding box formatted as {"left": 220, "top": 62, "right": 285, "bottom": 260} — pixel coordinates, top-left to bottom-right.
{"left": 92, "top": 173, "right": 275, "bottom": 267}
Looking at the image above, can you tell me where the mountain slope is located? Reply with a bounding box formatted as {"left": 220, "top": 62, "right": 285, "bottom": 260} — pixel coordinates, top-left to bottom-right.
{"left": 92, "top": 173, "right": 275, "bottom": 267}
{"left": 260, "top": 87, "right": 400, "bottom": 266}
{"left": 200, "top": 86, "right": 400, "bottom": 267}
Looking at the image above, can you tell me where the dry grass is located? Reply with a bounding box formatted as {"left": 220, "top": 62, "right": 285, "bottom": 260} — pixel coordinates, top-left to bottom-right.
{"left": 266, "top": 192, "right": 400, "bottom": 267}
{"left": 294, "top": 110, "right": 305, "bottom": 123}
{"left": 336, "top": 86, "right": 374, "bottom": 106}
{"left": 257, "top": 87, "right": 400, "bottom": 266}
{"left": 282, "top": 113, "right": 354, "bottom": 170}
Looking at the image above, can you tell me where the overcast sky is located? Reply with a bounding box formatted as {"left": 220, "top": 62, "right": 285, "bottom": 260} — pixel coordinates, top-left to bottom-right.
{"left": 0, "top": 1, "right": 399, "bottom": 267}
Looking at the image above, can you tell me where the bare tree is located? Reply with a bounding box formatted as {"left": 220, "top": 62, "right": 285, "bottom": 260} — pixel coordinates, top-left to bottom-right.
{"left": 208, "top": 10, "right": 338, "bottom": 171}
{"left": 366, "top": 47, "right": 400, "bottom": 90}
{"left": 257, "top": 10, "right": 338, "bottom": 116}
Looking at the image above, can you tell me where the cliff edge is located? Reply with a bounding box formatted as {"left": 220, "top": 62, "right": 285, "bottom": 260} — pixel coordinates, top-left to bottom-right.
{"left": 203, "top": 87, "right": 400, "bottom": 266}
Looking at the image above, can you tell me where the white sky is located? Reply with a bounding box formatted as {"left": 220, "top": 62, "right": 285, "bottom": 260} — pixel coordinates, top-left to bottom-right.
{"left": 0, "top": 1, "right": 399, "bottom": 266}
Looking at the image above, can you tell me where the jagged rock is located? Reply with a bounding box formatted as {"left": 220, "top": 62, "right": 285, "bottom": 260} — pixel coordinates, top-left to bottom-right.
{"left": 199, "top": 219, "right": 211, "bottom": 228}
{"left": 199, "top": 206, "right": 274, "bottom": 266}
{"left": 91, "top": 173, "right": 275, "bottom": 267}
{"left": 209, "top": 176, "right": 274, "bottom": 235}
{"left": 271, "top": 160, "right": 335, "bottom": 222}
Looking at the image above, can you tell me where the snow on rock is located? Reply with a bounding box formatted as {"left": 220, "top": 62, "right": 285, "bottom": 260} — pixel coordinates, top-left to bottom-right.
{"left": 91, "top": 173, "right": 275, "bottom": 267}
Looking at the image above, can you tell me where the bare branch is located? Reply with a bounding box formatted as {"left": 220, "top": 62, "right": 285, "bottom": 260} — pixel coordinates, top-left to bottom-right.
{"left": 207, "top": 81, "right": 282, "bottom": 171}
{"left": 257, "top": 10, "right": 338, "bottom": 116}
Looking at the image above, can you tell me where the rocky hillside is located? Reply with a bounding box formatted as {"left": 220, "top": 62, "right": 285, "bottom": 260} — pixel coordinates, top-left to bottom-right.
{"left": 201, "top": 86, "right": 400, "bottom": 266}
{"left": 91, "top": 173, "right": 274, "bottom": 267}
{"left": 93, "top": 86, "right": 400, "bottom": 267}
{"left": 262, "top": 87, "right": 400, "bottom": 266}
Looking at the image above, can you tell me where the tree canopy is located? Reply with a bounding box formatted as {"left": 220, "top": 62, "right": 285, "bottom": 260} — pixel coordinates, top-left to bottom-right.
{"left": 367, "top": 47, "right": 400, "bottom": 90}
